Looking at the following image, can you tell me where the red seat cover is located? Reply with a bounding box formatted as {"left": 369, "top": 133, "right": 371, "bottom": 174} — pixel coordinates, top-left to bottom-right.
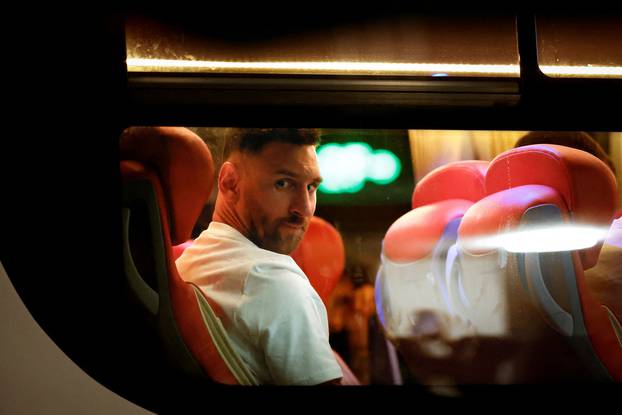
{"left": 291, "top": 216, "right": 345, "bottom": 305}
{"left": 460, "top": 144, "right": 621, "bottom": 381}
{"left": 121, "top": 127, "right": 240, "bottom": 384}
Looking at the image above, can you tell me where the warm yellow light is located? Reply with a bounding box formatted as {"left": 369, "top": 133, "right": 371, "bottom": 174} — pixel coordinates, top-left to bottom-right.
{"left": 540, "top": 65, "right": 622, "bottom": 78}
{"left": 127, "top": 58, "right": 622, "bottom": 78}
{"left": 126, "top": 58, "right": 520, "bottom": 76}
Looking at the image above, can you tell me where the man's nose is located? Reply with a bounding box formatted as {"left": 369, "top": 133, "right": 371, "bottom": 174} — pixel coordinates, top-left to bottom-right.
{"left": 290, "top": 186, "right": 314, "bottom": 218}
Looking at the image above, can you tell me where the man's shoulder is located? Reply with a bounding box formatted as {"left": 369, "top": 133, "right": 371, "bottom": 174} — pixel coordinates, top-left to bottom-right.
{"left": 243, "top": 254, "right": 312, "bottom": 299}
{"left": 247, "top": 253, "right": 305, "bottom": 281}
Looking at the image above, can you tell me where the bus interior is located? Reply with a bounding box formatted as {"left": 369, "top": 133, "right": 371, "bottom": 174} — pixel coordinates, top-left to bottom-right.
{"left": 2, "top": 6, "right": 622, "bottom": 412}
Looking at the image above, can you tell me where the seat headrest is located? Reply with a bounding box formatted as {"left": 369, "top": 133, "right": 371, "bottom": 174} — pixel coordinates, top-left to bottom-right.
{"left": 383, "top": 160, "right": 487, "bottom": 262}
{"left": 120, "top": 127, "right": 215, "bottom": 244}
{"left": 486, "top": 144, "right": 617, "bottom": 229}
{"left": 291, "top": 216, "right": 345, "bottom": 305}
{"left": 412, "top": 160, "right": 488, "bottom": 209}
{"left": 481, "top": 144, "right": 618, "bottom": 268}
{"left": 458, "top": 184, "right": 569, "bottom": 256}
{"left": 384, "top": 199, "right": 474, "bottom": 262}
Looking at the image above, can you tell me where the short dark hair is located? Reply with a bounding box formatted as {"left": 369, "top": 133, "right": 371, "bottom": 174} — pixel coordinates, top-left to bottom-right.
{"left": 515, "top": 131, "right": 616, "bottom": 175}
{"left": 222, "top": 128, "right": 320, "bottom": 160}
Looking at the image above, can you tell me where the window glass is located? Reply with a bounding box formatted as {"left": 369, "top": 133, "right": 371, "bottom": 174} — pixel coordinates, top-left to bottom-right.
{"left": 125, "top": 14, "right": 519, "bottom": 77}
{"left": 537, "top": 15, "right": 622, "bottom": 78}
{"left": 121, "top": 127, "right": 621, "bottom": 388}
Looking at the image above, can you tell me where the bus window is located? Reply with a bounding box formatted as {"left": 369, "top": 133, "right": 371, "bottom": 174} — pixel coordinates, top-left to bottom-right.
{"left": 125, "top": 13, "right": 519, "bottom": 77}
{"left": 6, "top": 8, "right": 622, "bottom": 413}
{"left": 536, "top": 14, "right": 622, "bottom": 78}
{"left": 120, "top": 127, "right": 622, "bottom": 389}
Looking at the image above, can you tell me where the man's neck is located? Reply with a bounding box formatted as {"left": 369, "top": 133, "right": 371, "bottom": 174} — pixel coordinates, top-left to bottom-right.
{"left": 212, "top": 199, "right": 250, "bottom": 242}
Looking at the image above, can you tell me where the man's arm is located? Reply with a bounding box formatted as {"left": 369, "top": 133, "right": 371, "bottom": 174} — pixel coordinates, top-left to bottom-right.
{"left": 244, "top": 262, "right": 345, "bottom": 385}
{"left": 331, "top": 350, "right": 360, "bottom": 385}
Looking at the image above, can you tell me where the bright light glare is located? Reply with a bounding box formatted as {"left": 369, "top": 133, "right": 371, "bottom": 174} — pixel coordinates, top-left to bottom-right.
{"left": 368, "top": 150, "right": 401, "bottom": 184}
{"left": 127, "top": 58, "right": 622, "bottom": 78}
{"left": 317, "top": 142, "right": 401, "bottom": 193}
{"left": 461, "top": 225, "right": 610, "bottom": 253}
{"left": 126, "top": 58, "right": 520, "bottom": 75}
{"left": 540, "top": 65, "right": 622, "bottom": 78}
{"left": 318, "top": 143, "right": 369, "bottom": 193}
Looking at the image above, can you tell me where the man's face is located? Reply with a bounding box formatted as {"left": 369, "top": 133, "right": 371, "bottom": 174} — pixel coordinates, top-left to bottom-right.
{"left": 237, "top": 142, "right": 322, "bottom": 254}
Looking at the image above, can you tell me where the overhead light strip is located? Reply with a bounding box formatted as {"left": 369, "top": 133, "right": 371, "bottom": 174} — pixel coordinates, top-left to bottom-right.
{"left": 126, "top": 58, "right": 520, "bottom": 75}
{"left": 127, "top": 58, "right": 622, "bottom": 78}
{"left": 540, "top": 65, "right": 622, "bottom": 77}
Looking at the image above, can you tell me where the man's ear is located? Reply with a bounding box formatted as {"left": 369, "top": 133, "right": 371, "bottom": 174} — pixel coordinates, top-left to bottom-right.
{"left": 218, "top": 161, "right": 240, "bottom": 202}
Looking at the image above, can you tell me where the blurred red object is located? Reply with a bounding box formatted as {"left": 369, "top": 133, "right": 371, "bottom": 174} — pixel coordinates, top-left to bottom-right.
{"left": 291, "top": 216, "right": 345, "bottom": 306}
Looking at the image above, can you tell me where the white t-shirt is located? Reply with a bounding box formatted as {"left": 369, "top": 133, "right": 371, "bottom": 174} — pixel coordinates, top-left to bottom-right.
{"left": 175, "top": 221, "right": 343, "bottom": 385}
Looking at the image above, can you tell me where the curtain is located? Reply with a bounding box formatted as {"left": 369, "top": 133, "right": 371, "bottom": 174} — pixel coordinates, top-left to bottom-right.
{"left": 408, "top": 130, "right": 527, "bottom": 181}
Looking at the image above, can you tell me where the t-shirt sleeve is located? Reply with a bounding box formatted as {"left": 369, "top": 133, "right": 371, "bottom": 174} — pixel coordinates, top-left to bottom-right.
{"left": 241, "top": 261, "right": 343, "bottom": 385}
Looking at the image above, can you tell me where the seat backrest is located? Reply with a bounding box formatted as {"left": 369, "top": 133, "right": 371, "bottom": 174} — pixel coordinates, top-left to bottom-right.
{"left": 484, "top": 144, "right": 617, "bottom": 269}
{"left": 458, "top": 144, "right": 620, "bottom": 381}
{"left": 120, "top": 126, "right": 253, "bottom": 385}
{"left": 377, "top": 147, "right": 621, "bottom": 384}
{"left": 290, "top": 216, "right": 345, "bottom": 306}
{"left": 376, "top": 161, "right": 488, "bottom": 341}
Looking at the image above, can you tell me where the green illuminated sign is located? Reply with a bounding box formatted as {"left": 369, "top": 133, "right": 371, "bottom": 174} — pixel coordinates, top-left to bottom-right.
{"left": 317, "top": 142, "right": 402, "bottom": 194}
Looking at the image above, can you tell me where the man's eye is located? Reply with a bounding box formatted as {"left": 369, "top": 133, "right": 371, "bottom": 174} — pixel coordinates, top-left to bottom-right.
{"left": 275, "top": 179, "right": 289, "bottom": 189}
{"left": 307, "top": 183, "right": 318, "bottom": 192}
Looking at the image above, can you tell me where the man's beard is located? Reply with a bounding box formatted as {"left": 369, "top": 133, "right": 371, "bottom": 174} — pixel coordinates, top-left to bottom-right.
{"left": 250, "top": 214, "right": 308, "bottom": 254}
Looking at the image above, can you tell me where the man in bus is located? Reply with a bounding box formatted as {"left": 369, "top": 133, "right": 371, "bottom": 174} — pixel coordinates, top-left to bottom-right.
{"left": 176, "top": 128, "right": 351, "bottom": 385}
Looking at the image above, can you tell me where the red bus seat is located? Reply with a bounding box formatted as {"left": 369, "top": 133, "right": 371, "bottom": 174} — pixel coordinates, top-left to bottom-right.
{"left": 120, "top": 126, "right": 256, "bottom": 385}
{"left": 375, "top": 161, "right": 488, "bottom": 357}
{"left": 458, "top": 144, "right": 621, "bottom": 381}
{"left": 291, "top": 216, "right": 346, "bottom": 306}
